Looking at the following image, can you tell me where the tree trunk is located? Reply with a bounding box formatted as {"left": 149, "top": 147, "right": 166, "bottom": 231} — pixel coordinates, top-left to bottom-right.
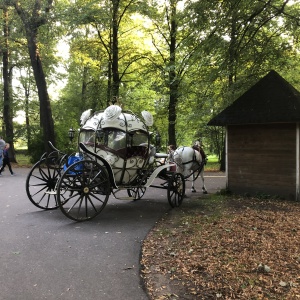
{"left": 107, "top": 61, "right": 112, "bottom": 105}
{"left": 13, "top": 0, "right": 55, "bottom": 152}
{"left": 111, "top": 0, "right": 120, "bottom": 101}
{"left": 168, "top": 2, "right": 178, "bottom": 147}
{"left": 168, "top": 83, "right": 178, "bottom": 146}
{"left": 2, "top": 7, "right": 16, "bottom": 162}
{"left": 81, "top": 66, "right": 88, "bottom": 111}
{"left": 24, "top": 83, "right": 31, "bottom": 147}
{"left": 220, "top": 139, "right": 226, "bottom": 172}
{"left": 27, "top": 34, "right": 56, "bottom": 151}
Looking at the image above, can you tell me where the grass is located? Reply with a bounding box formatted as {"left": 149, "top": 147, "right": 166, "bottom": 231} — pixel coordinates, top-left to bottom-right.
{"left": 205, "top": 154, "right": 221, "bottom": 171}
{"left": 14, "top": 153, "right": 32, "bottom": 167}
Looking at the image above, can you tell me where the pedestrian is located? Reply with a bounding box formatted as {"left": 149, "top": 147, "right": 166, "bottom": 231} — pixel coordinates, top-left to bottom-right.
{"left": 0, "top": 143, "right": 14, "bottom": 176}
{"left": 167, "top": 144, "right": 176, "bottom": 163}
{"left": 0, "top": 137, "right": 5, "bottom": 169}
{"left": 192, "top": 141, "right": 207, "bottom": 163}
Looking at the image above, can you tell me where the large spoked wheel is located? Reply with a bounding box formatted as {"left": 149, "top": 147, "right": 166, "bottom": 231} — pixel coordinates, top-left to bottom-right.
{"left": 26, "top": 156, "right": 66, "bottom": 210}
{"left": 167, "top": 173, "right": 185, "bottom": 208}
{"left": 56, "top": 159, "right": 111, "bottom": 221}
{"left": 127, "top": 187, "right": 146, "bottom": 200}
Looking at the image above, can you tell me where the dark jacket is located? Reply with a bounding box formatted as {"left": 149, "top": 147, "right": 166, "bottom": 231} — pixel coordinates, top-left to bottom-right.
{"left": 3, "top": 149, "right": 9, "bottom": 161}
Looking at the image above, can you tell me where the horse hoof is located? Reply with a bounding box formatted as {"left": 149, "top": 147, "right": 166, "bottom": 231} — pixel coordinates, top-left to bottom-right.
{"left": 203, "top": 191, "right": 208, "bottom": 194}
{"left": 191, "top": 189, "right": 196, "bottom": 193}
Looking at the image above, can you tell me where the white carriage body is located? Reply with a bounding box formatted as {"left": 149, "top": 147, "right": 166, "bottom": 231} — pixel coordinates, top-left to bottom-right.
{"left": 78, "top": 106, "right": 154, "bottom": 186}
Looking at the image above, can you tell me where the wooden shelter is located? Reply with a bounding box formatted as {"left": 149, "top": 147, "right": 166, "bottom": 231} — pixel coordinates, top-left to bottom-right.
{"left": 208, "top": 70, "right": 300, "bottom": 200}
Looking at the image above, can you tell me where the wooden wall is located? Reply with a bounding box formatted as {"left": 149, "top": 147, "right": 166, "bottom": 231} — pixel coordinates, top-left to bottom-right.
{"left": 227, "top": 123, "right": 296, "bottom": 200}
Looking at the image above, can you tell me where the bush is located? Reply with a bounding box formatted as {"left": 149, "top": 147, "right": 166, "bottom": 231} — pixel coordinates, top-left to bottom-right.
{"left": 27, "top": 132, "right": 45, "bottom": 164}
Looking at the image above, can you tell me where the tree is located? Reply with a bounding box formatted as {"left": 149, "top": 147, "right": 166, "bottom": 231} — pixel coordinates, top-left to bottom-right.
{"left": 1, "top": 5, "right": 16, "bottom": 161}
{"left": 9, "top": 0, "right": 56, "bottom": 151}
{"left": 187, "top": 0, "right": 300, "bottom": 167}
{"left": 63, "top": 0, "right": 143, "bottom": 108}
{"left": 141, "top": 0, "right": 192, "bottom": 146}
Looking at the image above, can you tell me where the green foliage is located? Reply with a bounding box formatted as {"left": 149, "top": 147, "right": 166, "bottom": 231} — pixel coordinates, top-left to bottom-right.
{"left": 15, "top": 152, "right": 31, "bottom": 166}
{"left": 27, "top": 131, "right": 45, "bottom": 164}
{"left": 54, "top": 122, "right": 79, "bottom": 155}
{"left": 2, "top": 0, "right": 300, "bottom": 158}
{"left": 205, "top": 155, "right": 221, "bottom": 171}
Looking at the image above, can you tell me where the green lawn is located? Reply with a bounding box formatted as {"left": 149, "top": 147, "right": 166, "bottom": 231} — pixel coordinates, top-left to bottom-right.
{"left": 14, "top": 153, "right": 32, "bottom": 167}
{"left": 205, "top": 154, "right": 220, "bottom": 171}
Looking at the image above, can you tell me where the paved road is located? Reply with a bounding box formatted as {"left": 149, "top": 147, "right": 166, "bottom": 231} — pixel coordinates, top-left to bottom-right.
{"left": 0, "top": 168, "right": 225, "bottom": 300}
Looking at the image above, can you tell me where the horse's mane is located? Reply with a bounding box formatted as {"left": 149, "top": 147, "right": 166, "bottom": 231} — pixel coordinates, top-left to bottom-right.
{"left": 192, "top": 145, "right": 200, "bottom": 152}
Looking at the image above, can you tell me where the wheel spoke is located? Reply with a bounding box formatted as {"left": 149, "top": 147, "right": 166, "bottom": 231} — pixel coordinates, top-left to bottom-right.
{"left": 167, "top": 173, "right": 185, "bottom": 208}
{"left": 86, "top": 194, "right": 98, "bottom": 212}
{"left": 127, "top": 187, "right": 146, "bottom": 200}
{"left": 26, "top": 157, "right": 62, "bottom": 210}
{"left": 57, "top": 159, "right": 110, "bottom": 221}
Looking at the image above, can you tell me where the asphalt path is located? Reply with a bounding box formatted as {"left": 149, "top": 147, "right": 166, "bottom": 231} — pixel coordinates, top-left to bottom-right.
{"left": 0, "top": 168, "right": 225, "bottom": 300}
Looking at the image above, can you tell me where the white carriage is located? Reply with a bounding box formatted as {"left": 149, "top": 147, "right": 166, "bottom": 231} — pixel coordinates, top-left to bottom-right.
{"left": 26, "top": 105, "right": 186, "bottom": 221}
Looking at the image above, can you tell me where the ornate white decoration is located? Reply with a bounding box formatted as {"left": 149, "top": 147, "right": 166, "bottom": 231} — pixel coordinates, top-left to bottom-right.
{"left": 104, "top": 105, "right": 122, "bottom": 121}
{"left": 141, "top": 110, "right": 153, "bottom": 126}
{"left": 105, "top": 155, "right": 115, "bottom": 165}
{"left": 80, "top": 109, "right": 92, "bottom": 125}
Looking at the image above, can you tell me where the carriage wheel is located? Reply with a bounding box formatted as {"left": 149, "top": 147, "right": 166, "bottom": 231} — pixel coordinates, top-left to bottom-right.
{"left": 127, "top": 187, "right": 146, "bottom": 200}
{"left": 26, "top": 157, "right": 65, "bottom": 210}
{"left": 56, "top": 159, "right": 111, "bottom": 221}
{"left": 167, "top": 173, "right": 185, "bottom": 208}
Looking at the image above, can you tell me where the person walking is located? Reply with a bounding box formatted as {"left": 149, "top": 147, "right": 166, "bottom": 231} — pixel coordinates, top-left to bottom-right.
{"left": 0, "top": 137, "right": 5, "bottom": 169}
{"left": 0, "top": 143, "right": 14, "bottom": 176}
{"left": 167, "top": 144, "right": 176, "bottom": 163}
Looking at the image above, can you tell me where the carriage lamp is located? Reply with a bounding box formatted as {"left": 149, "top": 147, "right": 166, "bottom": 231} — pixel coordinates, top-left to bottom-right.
{"left": 68, "top": 127, "right": 75, "bottom": 142}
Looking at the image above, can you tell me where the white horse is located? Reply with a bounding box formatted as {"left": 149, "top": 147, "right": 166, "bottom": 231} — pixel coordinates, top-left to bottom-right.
{"left": 173, "top": 146, "right": 207, "bottom": 194}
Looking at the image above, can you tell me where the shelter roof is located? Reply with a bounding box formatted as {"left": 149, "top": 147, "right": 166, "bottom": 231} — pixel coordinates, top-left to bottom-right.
{"left": 207, "top": 70, "right": 300, "bottom": 126}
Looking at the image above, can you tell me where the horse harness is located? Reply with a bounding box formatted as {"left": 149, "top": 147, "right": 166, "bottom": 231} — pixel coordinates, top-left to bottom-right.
{"left": 177, "top": 147, "right": 202, "bottom": 166}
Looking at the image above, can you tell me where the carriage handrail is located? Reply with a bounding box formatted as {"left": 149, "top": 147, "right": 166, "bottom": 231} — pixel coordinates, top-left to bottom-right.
{"left": 48, "top": 141, "right": 63, "bottom": 153}
{"left": 144, "top": 162, "right": 176, "bottom": 187}
{"left": 79, "top": 142, "right": 118, "bottom": 189}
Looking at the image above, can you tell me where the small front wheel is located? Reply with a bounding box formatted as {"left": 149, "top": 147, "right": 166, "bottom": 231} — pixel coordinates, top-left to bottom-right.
{"left": 56, "top": 159, "right": 111, "bottom": 221}
{"left": 167, "top": 173, "right": 185, "bottom": 208}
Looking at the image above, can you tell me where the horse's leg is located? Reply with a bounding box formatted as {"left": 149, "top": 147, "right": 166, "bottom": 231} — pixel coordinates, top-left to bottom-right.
{"left": 201, "top": 170, "right": 208, "bottom": 194}
{"left": 191, "top": 173, "right": 196, "bottom": 193}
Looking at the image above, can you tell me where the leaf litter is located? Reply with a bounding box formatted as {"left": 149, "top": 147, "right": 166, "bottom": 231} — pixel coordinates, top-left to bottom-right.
{"left": 141, "top": 196, "right": 300, "bottom": 299}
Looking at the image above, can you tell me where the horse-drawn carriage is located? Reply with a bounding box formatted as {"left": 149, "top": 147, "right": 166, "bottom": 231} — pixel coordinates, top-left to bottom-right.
{"left": 25, "top": 105, "right": 206, "bottom": 221}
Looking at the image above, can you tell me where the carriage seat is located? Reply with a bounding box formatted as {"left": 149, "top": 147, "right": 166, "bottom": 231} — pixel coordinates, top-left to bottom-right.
{"left": 94, "top": 143, "right": 149, "bottom": 160}
{"left": 118, "top": 146, "right": 149, "bottom": 159}
{"left": 155, "top": 153, "right": 168, "bottom": 159}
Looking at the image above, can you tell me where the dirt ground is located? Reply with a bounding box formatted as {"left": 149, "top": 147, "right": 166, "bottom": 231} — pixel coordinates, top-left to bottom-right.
{"left": 141, "top": 195, "right": 300, "bottom": 300}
